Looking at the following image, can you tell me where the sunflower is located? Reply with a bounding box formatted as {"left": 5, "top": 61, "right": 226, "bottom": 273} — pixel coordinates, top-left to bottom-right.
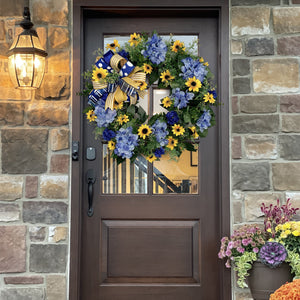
{"left": 189, "top": 126, "right": 199, "bottom": 139}
{"left": 203, "top": 93, "right": 215, "bottom": 104}
{"left": 86, "top": 110, "right": 97, "bottom": 122}
{"left": 146, "top": 154, "right": 157, "bottom": 163}
{"left": 166, "top": 136, "right": 178, "bottom": 150}
{"left": 185, "top": 76, "right": 202, "bottom": 92}
{"left": 160, "top": 70, "right": 175, "bottom": 83}
{"left": 117, "top": 114, "right": 129, "bottom": 125}
{"left": 171, "top": 40, "right": 185, "bottom": 53}
{"left": 113, "top": 100, "right": 123, "bottom": 110}
{"left": 138, "top": 124, "right": 152, "bottom": 139}
{"left": 92, "top": 67, "right": 108, "bottom": 81}
{"left": 143, "top": 63, "right": 153, "bottom": 74}
{"left": 162, "top": 96, "right": 172, "bottom": 108}
{"left": 106, "top": 39, "right": 120, "bottom": 52}
{"left": 108, "top": 140, "right": 116, "bottom": 151}
{"left": 172, "top": 124, "right": 185, "bottom": 136}
{"left": 139, "top": 81, "right": 147, "bottom": 91}
{"left": 129, "top": 33, "right": 141, "bottom": 46}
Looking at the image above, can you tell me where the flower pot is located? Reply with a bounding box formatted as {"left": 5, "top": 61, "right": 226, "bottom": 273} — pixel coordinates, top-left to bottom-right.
{"left": 247, "top": 261, "right": 293, "bottom": 300}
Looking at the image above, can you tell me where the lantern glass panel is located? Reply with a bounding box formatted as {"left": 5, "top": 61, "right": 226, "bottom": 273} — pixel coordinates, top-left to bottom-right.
{"left": 17, "top": 35, "right": 33, "bottom": 48}
{"left": 32, "top": 55, "right": 45, "bottom": 88}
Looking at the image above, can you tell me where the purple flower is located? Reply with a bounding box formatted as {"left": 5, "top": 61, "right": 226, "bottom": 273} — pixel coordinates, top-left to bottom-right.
{"left": 102, "top": 128, "right": 116, "bottom": 141}
{"left": 259, "top": 242, "right": 287, "bottom": 268}
{"left": 142, "top": 34, "right": 167, "bottom": 65}
{"left": 94, "top": 105, "right": 117, "bottom": 128}
{"left": 114, "top": 127, "right": 139, "bottom": 159}
{"left": 166, "top": 111, "right": 179, "bottom": 125}
{"left": 180, "top": 57, "right": 208, "bottom": 82}
{"left": 171, "top": 88, "right": 194, "bottom": 109}
{"left": 154, "top": 147, "right": 165, "bottom": 158}
{"left": 196, "top": 110, "right": 211, "bottom": 133}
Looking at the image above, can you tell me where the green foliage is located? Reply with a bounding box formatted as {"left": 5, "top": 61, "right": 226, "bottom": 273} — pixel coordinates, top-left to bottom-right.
{"left": 234, "top": 252, "right": 257, "bottom": 288}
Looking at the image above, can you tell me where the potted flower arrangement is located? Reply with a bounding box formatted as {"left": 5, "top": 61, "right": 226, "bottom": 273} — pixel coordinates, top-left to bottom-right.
{"left": 218, "top": 199, "right": 300, "bottom": 299}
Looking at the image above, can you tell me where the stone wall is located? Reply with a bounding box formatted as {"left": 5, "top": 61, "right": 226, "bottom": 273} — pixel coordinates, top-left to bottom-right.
{"left": 0, "top": 0, "right": 70, "bottom": 299}
{"left": 231, "top": 0, "right": 300, "bottom": 299}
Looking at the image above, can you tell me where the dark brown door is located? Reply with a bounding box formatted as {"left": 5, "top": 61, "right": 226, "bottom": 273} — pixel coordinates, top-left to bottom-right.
{"left": 76, "top": 8, "right": 228, "bottom": 300}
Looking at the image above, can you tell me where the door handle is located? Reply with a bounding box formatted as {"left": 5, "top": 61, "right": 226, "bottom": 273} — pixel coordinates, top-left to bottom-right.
{"left": 86, "top": 169, "right": 96, "bottom": 217}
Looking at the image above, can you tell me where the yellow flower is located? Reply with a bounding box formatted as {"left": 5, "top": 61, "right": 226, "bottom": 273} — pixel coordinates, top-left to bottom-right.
{"left": 203, "top": 62, "right": 209, "bottom": 66}
{"left": 292, "top": 230, "right": 300, "bottom": 236}
{"left": 117, "top": 114, "right": 129, "bottom": 125}
{"left": 171, "top": 40, "right": 185, "bottom": 52}
{"left": 282, "top": 223, "right": 291, "bottom": 230}
{"left": 160, "top": 70, "right": 175, "bottom": 83}
{"left": 86, "top": 110, "right": 97, "bottom": 122}
{"left": 139, "top": 81, "right": 147, "bottom": 91}
{"left": 113, "top": 100, "right": 123, "bottom": 110}
{"left": 285, "top": 230, "right": 292, "bottom": 236}
{"left": 92, "top": 67, "right": 108, "bottom": 81}
{"left": 267, "top": 228, "right": 272, "bottom": 233}
{"left": 143, "top": 63, "right": 153, "bottom": 74}
{"left": 146, "top": 154, "right": 157, "bottom": 163}
{"left": 203, "top": 92, "right": 216, "bottom": 104}
{"left": 106, "top": 39, "right": 120, "bottom": 51}
{"left": 189, "top": 126, "right": 199, "bottom": 138}
{"left": 185, "top": 76, "right": 202, "bottom": 92}
{"left": 199, "top": 57, "right": 204, "bottom": 63}
{"left": 167, "top": 136, "right": 178, "bottom": 150}
{"left": 108, "top": 140, "right": 115, "bottom": 151}
{"left": 138, "top": 124, "right": 152, "bottom": 139}
{"left": 172, "top": 124, "right": 185, "bottom": 136}
{"left": 162, "top": 96, "right": 172, "bottom": 108}
{"left": 129, "top": 33, "right": 141, "bottom": 46}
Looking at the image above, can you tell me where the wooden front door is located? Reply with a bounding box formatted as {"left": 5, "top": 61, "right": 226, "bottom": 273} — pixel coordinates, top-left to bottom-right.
{"left": 71, "top": 2, "right": 230, "bottom": 300}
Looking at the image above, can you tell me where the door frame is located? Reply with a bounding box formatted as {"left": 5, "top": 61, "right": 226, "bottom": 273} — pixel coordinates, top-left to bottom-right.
{"left": 70, "top": 1, "right": 230, "bottom": 299}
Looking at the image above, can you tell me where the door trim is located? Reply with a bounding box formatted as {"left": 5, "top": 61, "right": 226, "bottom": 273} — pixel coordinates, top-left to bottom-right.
{"left": 70, "top": 1, "right": 230, "bottom": 299}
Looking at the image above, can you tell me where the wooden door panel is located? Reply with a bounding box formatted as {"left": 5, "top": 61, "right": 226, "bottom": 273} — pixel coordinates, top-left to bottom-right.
{"left": 101, "top": 220, "right": 199, "bottom": 283}
{"left": 78, "top": 8, "right": 225, "bottom": 300}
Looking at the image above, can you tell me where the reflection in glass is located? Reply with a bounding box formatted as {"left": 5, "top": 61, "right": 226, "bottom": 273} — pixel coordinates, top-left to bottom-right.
{"left": 153, "top": 89, "right": 169, "bottom": 115}
{"left": 102, "top": 144, "right": 147, "bottom": 194}
{"left": 153, "top": 148, "right": 199, "bottom": 194}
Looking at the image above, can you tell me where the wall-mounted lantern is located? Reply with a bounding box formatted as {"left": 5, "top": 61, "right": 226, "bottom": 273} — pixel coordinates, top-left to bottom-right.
{"left": 8, "top": 7, "right": 47, "bottom": 89}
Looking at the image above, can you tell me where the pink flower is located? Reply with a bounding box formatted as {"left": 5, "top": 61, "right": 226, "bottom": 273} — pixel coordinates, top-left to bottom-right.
{"left": 228, "top": 241, "right": 234, "bottom": 249}
{"left": 242, "top": 238, "right": 250, "bottom": 246}
{"left": 225, "top": 249, "right": 232, "bottom": 257}
{"left": 237, "top": 247, "right": 245, "bottom": 254}
{"left": 253, "top": 247, "right": 259, "bottom": 253}
{"left": 225, "top": 259, "right": 231, "bottom": 268}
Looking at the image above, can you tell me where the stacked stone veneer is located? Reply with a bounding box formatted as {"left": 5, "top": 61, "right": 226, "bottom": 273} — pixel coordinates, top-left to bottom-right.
{"left": 0, "top": 0, "right": 70, "bottom": 299}
{"left": 231, "top": 0, "right": 300, "bottom": 299}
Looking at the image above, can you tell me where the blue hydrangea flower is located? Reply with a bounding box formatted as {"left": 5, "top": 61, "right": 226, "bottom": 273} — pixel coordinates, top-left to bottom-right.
{"left": 154, "top": 147, "right": 165, "bottom": 158}
{"left": 142, "top": 34, "right": 167, "bottom": 65}
{"left": 180, "top": 57, "right": 208, "bottom": 82}
{"left": 166, "top": 111, "right": 179, "bottom": 126}
{"left": 94, "top": 105, "right": 117, "bottom": 128}
{"left": 151, "top": 120, "right": 168, "bottom": 146}
{"left": 209, "top": 89, "right": 217, "bottom": 99}
{"left": 171, "top": 88, "right": 194, "bottom": 109}
{"left": 102, "top": 128, "right": 116, "bottom": 141}
{"left": 114, "top": 127, "right": 139, "bottom": 159}
{"left": 196, "top": 110, "right": 211, "bottom": 132}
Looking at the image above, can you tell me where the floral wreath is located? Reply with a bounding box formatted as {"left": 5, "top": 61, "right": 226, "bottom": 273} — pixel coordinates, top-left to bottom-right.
{"left": 82, "top": 32, "right": 217, "bottom": 164}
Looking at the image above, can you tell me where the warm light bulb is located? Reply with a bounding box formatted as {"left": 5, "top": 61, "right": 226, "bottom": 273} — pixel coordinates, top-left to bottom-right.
{"left": 15, "top": 54, "right": 24, "bottom": 69}
{"left": 34, "top": 56, "right": 40, "bottom": 68}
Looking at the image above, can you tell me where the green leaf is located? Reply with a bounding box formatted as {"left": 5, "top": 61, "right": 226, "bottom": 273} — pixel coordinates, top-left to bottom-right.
{"left": 148, "top": 71, "right": 159, "bottom": 86}
{"left": 127, "top": 105, "right": 136, "bottom": 115}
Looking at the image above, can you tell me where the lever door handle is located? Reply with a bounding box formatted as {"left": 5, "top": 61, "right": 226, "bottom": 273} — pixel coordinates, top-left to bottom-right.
{"left": 86, "top": 169, "right": 96, "bottom": 217}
